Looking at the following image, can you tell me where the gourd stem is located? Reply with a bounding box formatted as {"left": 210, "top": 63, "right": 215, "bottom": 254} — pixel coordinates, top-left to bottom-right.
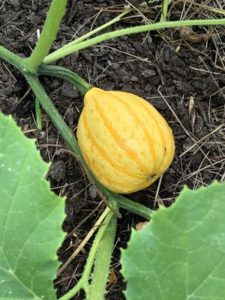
{"left": 38, "top": 65, "right": 92, "bottom": 96}
{"left": 113, "top": 194, "right": 152, "bottom": 220}
{"left": 44, "top": 18, "right": 225, "bottom": 64}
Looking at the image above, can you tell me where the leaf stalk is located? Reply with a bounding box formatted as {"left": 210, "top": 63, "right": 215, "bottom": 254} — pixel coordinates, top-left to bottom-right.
{"left": 44, "top": 18, "right": 225, "bottom": 64}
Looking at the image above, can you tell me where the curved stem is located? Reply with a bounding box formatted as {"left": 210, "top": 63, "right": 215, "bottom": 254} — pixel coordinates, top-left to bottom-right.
{"left": 89, "top": 215, "right": 117, "bottom": 300}
{"left": 38, "top": 65, "right": 92, "bottom": 95}
{"left": 63, "top": 8, "right": 131, "bottom": 47}
{"left": 57, "top": 207, "right": 111, "bottom": 275}
{"left": 113, "top": 194, "right": 152, "bottom": 220}
{"left": 58, "top": 280, "right": 83, "bottom": 300}
{"left": 0, "top": 46, "right": 24, "bottom": 71}
{"left": 24, "top": 0, "right": 67, "bottom": 72}
{"left": 44, "top": 18, "right": 225, "bottom": 64}
{"left": 24, "top": 74, "right": 81, "bottom": 154}
{"left": 59, "top": 208, "right": 114, "bottom": 300}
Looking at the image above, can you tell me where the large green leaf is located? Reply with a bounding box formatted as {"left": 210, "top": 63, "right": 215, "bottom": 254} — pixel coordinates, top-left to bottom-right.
{"left": 121, "top": 182, "right": 225, "bottom": 300}
{"left": 0, "top": 112, "right": 65, "bottom": 299}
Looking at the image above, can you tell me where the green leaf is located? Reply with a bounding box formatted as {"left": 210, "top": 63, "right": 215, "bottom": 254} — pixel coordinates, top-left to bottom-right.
{"left": 0, "top": 112, "right": 65, "bottom": 299}
{"left": 121, "top": 181, "right": 225, "bottom": 300}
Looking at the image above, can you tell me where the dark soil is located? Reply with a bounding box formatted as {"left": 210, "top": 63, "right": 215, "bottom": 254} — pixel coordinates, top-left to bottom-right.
{"left": 0, "top": 0, "right": 225, "bottom": 299}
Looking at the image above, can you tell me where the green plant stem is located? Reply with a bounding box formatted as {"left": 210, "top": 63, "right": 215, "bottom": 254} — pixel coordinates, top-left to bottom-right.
{"left": 58, "top": 8, "right": 131, "bottom": 51}
{"left": 160, "top": 0, "right": 170, "bottom": 22}
{"left": 58, "top": 280, "right": 83, "bottom": 300}
{"left": 25, "top": 74, "right": 81, "bottom": 154}
{"left": 89, "top": 215, "right": 117, "bottom": 300}
{"left": 38, "top": 65, "right": 92, "bottom": 95}
{"left": 24, "top": 0, "right": 67, "bottom": 72}
{"left": 44, "top": 18, "right": 225, "bottom": 64}
{"left": 35, "top": 98, "right": 42, "bottom": 130}
{"left": 174, "top": 0, "right": 225, "bottom": 16}
{"left": 82, "top": 208, "right": 112, "bottom": 280}
{"left": 0, "top": 46, "right": 24, "bottom": 71}
{"left": 114, "top": 194, "right": 152, "bottom": 220}
{"left": 59, "top": 208, "right": 114, "bottom": 300}
{"left": 25, "top": 74, "right": 152, "bottom": 219}
{"left": 57, "top": 206, "right": 111, "bottom": 275}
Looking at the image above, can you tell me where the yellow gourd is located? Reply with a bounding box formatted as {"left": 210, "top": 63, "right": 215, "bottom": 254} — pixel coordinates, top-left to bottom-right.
{"left": 77, "top": 87, "right": 175, "bottom": 194}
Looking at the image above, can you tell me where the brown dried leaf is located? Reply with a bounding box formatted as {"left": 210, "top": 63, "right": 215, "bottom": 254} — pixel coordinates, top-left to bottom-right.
{"left": 180, "top": 27, "right": 210, "bottom": 44}
{"left": 108, "top": 269, "right": 117, "bottom": 285}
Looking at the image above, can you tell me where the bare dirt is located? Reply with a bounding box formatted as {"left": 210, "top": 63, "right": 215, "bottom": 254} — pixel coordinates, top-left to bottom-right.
{"left": 0, "top": 0, "right": 225, "bottom": 299}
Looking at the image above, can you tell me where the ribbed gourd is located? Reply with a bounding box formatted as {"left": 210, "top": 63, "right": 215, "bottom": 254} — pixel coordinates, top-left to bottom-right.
{"left": 77, "top": 88, "right": 175, "bottom": 194}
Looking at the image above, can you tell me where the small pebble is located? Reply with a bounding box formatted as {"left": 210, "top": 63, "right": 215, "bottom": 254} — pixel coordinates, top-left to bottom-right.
{"left": 88, "top": 185, "right": 97, "bottom": 200}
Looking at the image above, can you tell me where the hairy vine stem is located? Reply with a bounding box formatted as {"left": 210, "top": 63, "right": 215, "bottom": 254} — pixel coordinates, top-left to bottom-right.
{"left": 44, "top": 18, "right": 225, "bottom": 64}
